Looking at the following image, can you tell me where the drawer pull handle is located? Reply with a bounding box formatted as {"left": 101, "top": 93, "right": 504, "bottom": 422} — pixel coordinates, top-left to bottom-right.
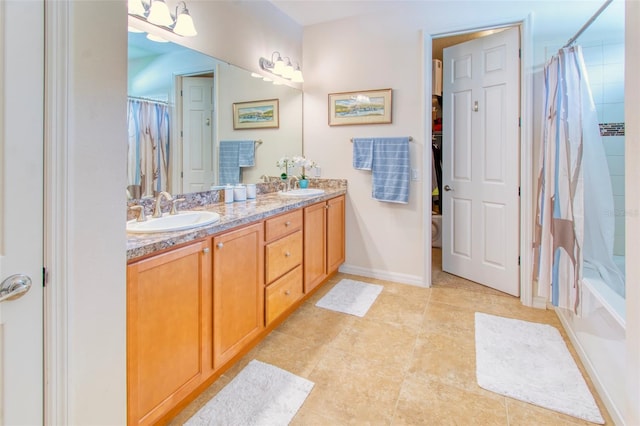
{"left": 217, "top": 242, "right": 224, "bottom": 249}
{"left": 285, "top": 221, "right": 291, "bottom": 226}
{"left": 284, "top": 290, "right": 291, "bottom": 296}
{"left": 203, "top": 248, "right": 210, "bottom": 254}
{"left": 284, "top": 252, "right": 291, "bottom": 257}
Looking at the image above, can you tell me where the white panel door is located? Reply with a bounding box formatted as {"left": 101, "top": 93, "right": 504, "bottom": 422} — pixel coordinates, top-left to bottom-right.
{"left": 0, "top": 0, "right": 44, "bottom": 424}
{"left": 441, "top": 27, "right": 520, "bottom": 296}
{"left": 182, "top": 76, "right": 214, "bottom": 193}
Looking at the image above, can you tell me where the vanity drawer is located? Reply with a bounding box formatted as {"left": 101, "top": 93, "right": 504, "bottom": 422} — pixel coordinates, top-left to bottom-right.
{"left": 265, "top": 210, "right": 303, "bottom": 242}
{"left": 265, "top": 265, "right": 303, "bottom": 325}
{"left": 265, "top": 230, "right": 302, "bottom": 283}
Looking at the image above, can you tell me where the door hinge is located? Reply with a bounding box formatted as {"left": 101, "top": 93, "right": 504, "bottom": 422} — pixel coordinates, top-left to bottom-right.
{"left": 518, "top": 186, "right": 521, "bottom": 196}
{"left": 181, "top": 171, "right": 184, "bottom": 178}
{"left": 180, "top": 90, "right": 183, "bottom": 97}
{"left": 43, "top": 267, "right": 48, "bottom": 286}
{"left": 519, "top": 48, "right": 521, "bottom": 59}
{"left": 518, "top": 256, "right": 521, "bottom": 266}
{"left": 518, "top": 117, "right": 521, "bottom": 127}
{"left": 180, "top": 130, "right": 183, "bottom": 137}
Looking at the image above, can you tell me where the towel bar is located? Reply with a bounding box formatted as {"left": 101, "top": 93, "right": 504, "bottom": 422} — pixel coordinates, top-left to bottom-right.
{"left": 350, "top": 136, "right": 413, "bottom": 142}
{"left": 255, "top": 139, "right": 263, "bottom": 145}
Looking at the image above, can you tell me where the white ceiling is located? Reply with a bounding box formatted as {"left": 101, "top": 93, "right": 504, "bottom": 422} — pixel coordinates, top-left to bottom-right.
{"left": 268, "top": 0, "right": 625, "bottom": 42}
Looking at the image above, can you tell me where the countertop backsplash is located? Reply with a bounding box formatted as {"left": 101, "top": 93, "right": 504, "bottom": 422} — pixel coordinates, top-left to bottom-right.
{"left": 126, "top": 178, "right": 348, "bottom": 221}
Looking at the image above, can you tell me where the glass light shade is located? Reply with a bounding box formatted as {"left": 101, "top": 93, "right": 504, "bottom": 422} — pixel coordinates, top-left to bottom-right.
{"left": 282, "top": 63, "right": 295, "bottom": 79}
{"left": 128, "top": 0, "right": 146, "bottom": 16}
{"left": 128, "top": 26, "right": 145, "bottom": 33}
{"left": 173, "top": 11, "right": 197, "bottom": 37}
{"left": 250, "top": 72, "right": 262, "bottom": 78}
{"left": 146, "top": 33, "right": 169, "bottom": 43}
{"left": 291, "top": 69, "right": 304, "bottom": 83}
{"left": 262, "top": 76, "right": 273, "bottom": 82}
{"left": 272, "top": 58, "right": 286, "bottom": 76}
{"left": 147, "top": 0, "right": 173, "bottom": 26}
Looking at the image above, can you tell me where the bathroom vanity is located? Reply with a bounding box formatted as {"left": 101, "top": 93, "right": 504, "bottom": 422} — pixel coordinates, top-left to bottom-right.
{"left": 126, "top": 182, "right": 345, "bottom": 426}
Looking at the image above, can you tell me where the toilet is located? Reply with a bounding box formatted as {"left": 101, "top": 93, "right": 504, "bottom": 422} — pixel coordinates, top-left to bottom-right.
{"left": 432, "top": 214, "right": 442, "bottom": 248}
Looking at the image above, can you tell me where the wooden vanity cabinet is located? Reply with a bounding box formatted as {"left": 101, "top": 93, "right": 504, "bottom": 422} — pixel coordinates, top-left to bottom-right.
{"left": 127, "top": 239, "right": 213, "bottom": 426}
{"left": 264, "top": 210, "right": 304, "bottom": 326}
{"left": 304, "top": 195, "right": 345, "bottom": 293}
{"left": 212, "top": 222, "right": 264, "bottom": 369}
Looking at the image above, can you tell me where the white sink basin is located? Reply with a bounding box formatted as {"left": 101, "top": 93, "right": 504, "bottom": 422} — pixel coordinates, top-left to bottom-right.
{"left": 127, "top": 210, "right": 220, "bottom": 234}
{"left": 279, "top": 188, "right": 325, "bottom": 197}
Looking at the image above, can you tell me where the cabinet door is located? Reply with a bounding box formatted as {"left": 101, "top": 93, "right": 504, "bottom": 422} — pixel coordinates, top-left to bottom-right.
{"left": 303, "top": 201, "right": 327, "bottom": 293}
{"left": 127, "top": 239, "right": 212, "bottom": 426}
{"left": 327, "top": 195, "right": 346, "bottom": 274}
{"left": 213, "top": 223, "right": 264, "bottom": 368}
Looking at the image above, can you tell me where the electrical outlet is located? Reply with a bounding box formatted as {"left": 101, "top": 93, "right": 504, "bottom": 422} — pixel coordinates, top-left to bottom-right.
{"left": 314, "top": 167, "right": 321, "bottom": 177}
{"left": 411, "top": 168, "right": 419, "bottom": 181}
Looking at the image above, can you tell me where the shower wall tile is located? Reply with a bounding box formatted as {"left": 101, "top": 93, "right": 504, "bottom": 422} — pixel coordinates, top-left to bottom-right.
{"left": 603, "top": 83, "right": 624, "bottom": 103}
{"left": 603, "top": 136, "right": 625, "bottom": 156}
{"left": 606, "top": 155, "right": 625, "bottom": 176}
{"left": 581, "top": 44, "right": 603, "bottom": 65}
{"left": 603, "top": 42, "right": 625, "bottom": 64}
{"left": 610, "top": 176, "right": 625, "bottom": 196}
{"left": 602, "top": 102, "right": 625, "bottom": 123}
{"left": 603, "top": 63, "right": 624, "bottom": 83}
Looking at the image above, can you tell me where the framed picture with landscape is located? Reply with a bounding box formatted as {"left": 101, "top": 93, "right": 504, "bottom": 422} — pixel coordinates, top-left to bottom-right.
{"left": 328, "top": 88, "right": 392, "bottom": 126}
{"left": 233, "top": 98, "right": 279, "bottom": 129}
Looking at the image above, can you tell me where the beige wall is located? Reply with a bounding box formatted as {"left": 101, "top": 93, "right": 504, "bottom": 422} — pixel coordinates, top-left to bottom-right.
{"left": 624, "top": 1, "right": 639, "bottom": 423}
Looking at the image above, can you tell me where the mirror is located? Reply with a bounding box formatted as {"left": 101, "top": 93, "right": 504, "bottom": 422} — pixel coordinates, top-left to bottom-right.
{"left": 127, "top": 32, "right": 303, "bottom": 198}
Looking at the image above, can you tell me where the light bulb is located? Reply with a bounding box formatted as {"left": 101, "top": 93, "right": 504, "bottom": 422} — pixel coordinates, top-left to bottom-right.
{"left": 128, "top": 0, "right": 146, "bottom": 16}
{"left": 272, "top": 56, "right": 286, "bottom": 76}
{"left": 146, "top": 33, "right": 169, "bottom": 43}
{"left": 147, "top": 0, "right": 173, "bottom": 26}
{"left": 173, "top": 9, "right": 197, "bottom": 36}
{"left": 292, "top": 69, "right": 304, "bottom": 83}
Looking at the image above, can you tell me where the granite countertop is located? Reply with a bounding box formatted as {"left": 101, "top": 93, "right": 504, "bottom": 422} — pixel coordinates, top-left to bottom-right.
{"left": 127, "top": 185, "right": 346, "bottom": 262}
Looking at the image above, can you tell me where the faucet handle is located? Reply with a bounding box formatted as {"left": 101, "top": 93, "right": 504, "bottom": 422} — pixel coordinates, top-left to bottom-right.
{"left": 170, "top": 198, "right": 186, "bottom": 215}
{"left": 129, "top": 205, "right": 146, "bottom": 222}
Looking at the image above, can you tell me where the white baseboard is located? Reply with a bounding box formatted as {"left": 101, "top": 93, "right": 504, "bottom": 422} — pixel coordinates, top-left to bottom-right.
{"left": 555, "top": 307, "right": 624, "bottom": 425}
{"left": 338, "top": 263, "right": 426, "bottom": 287}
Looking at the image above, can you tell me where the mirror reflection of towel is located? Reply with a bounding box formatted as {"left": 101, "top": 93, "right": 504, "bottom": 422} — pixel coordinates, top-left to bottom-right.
{"left": 219, "top": 141, "right": 240, "bottom": 185}
{"left": 238, "top": 140, "right": 255, "bottom": 167}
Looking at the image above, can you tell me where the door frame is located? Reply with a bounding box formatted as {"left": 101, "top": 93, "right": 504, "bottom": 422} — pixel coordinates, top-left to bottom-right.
{"left": 171, "top": 70, "right": 215, "bottom": 194}
{"left": 424, "top": 15, "right": 535, "bottom": 306}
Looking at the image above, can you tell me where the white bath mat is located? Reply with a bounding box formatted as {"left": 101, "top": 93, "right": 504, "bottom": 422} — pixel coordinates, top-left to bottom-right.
{"left": 184, "top": 360, "right": 314, "bottom": 426}
{"left": 474, "top": 312, "right": 604, "bottom": 424}
{"left": 315, "top": 279, "right": 383, "bottom": 317}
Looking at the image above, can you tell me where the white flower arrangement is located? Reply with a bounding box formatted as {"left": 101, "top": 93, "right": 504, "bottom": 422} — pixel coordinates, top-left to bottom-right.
{"left": 276, "top": 155, "right": 318, "bottom": 179}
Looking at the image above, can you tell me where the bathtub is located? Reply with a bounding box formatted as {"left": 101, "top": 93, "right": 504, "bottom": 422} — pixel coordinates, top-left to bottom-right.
{"left": 555, "top": 255, "right": 626, "bottom": 424}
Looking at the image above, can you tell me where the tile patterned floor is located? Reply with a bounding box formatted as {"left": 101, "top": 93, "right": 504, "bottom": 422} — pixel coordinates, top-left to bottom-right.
{"left": 169, "top": 249, "right": 612, "bottom": 425}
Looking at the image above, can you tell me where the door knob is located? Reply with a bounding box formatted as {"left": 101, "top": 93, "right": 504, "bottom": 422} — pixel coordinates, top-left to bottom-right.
{"left": 0, "top": 274, "right": 32, "bottom": 303}
{"left": 205, "top": 118, "right": 211, "bottom": 126}
{"left": 444, "top": 185, "right": 453, "bottom": 191}
{"left": 217, "top": 242, "right": 224, "bottom": 249}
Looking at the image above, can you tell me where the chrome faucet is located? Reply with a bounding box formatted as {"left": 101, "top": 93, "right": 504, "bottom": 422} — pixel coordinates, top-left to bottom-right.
{"left": 288, "top": 176, "right": 299, "bottom": 191}
{"left": 152, "top": 191, "right": 173, "bottom": 218}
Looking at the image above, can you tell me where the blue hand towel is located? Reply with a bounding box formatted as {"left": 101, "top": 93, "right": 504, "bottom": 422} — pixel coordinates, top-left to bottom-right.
{"left": 238, "top": 140, "right": 255, "bottom": 167}
{"left": 218, "top": 141, "right": 240, "bottom": 185}
{"left": 371, "top": 137, "right": 410, "bottom": 204}
{"left": 352, "top": 138, "right": 374, "bottom": 170}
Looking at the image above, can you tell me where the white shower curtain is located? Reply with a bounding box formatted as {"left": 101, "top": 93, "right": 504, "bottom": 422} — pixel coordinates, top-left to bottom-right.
{"left": 127, "top": 99, "right": 170, "bottom": 197}
{"left": 534, "top": 45, "right": 624, "bottom": 311}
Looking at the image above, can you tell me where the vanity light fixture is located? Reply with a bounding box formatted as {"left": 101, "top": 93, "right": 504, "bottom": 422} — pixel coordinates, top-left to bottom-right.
{"left": 259, "top": 51, "right": 304, "bottom": 84}
{"left": 128, "top": 0, "right": 198, "bottom": 39}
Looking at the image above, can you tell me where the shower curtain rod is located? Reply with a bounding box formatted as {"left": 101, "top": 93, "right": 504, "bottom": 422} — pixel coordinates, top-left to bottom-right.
{"left": 127, "top": 95, "right": 168, "bottom": 104}
{"left": 563, "top": 0, "right": 614, "bottom": 48}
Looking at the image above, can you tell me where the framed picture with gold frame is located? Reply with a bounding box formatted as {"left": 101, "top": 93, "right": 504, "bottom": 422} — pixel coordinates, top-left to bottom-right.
{"left": 233, "top": 98, "right": 280, "bottom": 129}
{"left": 328, "top": 88, "right": 392, "bottom": 126}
